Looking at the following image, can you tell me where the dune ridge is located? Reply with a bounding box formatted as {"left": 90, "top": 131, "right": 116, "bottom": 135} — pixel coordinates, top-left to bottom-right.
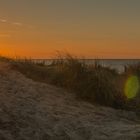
{"left": 0, "top": 62, "right": 139, "bottom": 139}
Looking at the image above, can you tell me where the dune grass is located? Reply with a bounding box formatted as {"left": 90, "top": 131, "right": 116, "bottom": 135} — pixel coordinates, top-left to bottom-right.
{"left": 6, "top": 53, "right": 140, "bottom": 112}
{"left": 10, "top": 54, "right": 131, "bottom": 110}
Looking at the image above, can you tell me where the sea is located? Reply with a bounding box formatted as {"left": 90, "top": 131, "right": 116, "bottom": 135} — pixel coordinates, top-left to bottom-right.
{"left": 33, "top": 59, "right": 140, "bottom": 73}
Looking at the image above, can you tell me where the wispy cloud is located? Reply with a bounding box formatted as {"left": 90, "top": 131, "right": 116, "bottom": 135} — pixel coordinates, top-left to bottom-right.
{"left": 12, "top": 22, "right": 23, "bottom": 26}
{"left": 0, "top": 17, "right": 34, "bottom": 30}
{"left": 0, "top": 19, "right": 7, "bottom": 23}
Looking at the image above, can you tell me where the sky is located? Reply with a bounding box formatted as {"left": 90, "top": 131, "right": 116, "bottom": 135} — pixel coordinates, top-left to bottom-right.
{"left": 0, "top": 0, "right": 140, "bottom": 58}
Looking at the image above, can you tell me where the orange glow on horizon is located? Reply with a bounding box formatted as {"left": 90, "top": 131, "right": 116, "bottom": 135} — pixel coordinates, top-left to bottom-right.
{"left": 1, "top": 39, "right": 140, "bottom": 59}
{"left": 0, "top": 1, "right": 140, "bottom": 59}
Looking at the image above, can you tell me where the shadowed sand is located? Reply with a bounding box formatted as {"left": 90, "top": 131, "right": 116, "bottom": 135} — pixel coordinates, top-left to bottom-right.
{"left": 0, "top": 62, "right": 139, "bottom": 140}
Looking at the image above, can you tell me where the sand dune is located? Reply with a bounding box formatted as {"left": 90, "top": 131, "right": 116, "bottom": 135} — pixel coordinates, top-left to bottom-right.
{"left": 0, "top": 62, "right": 139, "bottom": 140}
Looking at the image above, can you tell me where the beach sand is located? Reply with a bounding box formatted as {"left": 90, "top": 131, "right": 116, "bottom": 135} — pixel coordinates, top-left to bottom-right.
{"left": 0, "top": 62, "right": 139, "bottom": 140}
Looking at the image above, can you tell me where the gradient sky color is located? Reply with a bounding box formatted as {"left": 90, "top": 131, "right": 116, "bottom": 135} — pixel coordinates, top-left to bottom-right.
{"left": 0, "top": 0, "right": 140, "bottom": 58}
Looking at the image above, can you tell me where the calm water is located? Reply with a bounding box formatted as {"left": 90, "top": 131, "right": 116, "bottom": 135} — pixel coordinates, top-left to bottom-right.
{"left": 33, "top": 59, "right": 140, "bottom": 73}
{"left": 86, "top": 59, "right": 140, "bottom": 73}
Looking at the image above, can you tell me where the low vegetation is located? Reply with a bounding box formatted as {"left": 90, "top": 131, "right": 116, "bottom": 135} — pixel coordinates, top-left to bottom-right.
{"left": 10, "top": 54, "right": 140, "bottom": 111}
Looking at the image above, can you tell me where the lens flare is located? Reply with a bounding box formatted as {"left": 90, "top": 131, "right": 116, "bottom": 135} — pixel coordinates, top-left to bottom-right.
{"left": 125, "top": 75, "right": 139, "bottom": 99}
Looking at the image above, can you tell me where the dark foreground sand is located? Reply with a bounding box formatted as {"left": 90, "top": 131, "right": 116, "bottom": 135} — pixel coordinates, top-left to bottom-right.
{"left": 0, "top": 62, "right": 139, "bottom": 140}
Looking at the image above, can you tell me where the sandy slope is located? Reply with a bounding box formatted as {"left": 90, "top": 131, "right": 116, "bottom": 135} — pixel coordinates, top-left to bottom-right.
{"left": 0, "top": 62, "right": 139, "bottom": 140}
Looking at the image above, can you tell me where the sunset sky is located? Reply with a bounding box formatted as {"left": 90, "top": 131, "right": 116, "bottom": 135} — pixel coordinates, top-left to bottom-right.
{"left": 0, "top": 0, "right": 140, "bottom": 58}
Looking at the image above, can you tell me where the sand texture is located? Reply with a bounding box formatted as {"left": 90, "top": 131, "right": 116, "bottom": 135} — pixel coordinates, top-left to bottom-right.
{"left": 0, "top": 62, "right": 139, "bottom": 140}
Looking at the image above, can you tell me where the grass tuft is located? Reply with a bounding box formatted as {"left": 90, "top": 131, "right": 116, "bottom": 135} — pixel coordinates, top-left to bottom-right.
{"left": 11, "top": 53, "right": 128, "bottom": 109}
